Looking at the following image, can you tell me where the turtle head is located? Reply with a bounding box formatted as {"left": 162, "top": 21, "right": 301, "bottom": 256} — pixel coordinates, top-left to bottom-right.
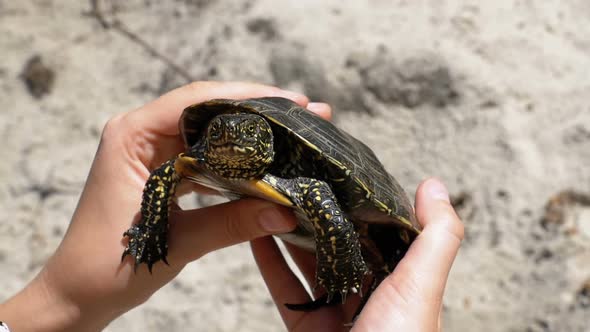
{"left": 201, "top": 113, "right": 274, "bottom": 180}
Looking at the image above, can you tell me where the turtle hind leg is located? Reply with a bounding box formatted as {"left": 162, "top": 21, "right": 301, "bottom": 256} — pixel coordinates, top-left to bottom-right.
{"left": 269, "top": 175, "right": 369, "bottom": 307}
{"left": 122, "top": 157, "right": 180, "bottom": 272}
{"left": 304, "top": 179, "right": 368, "bottom": 302}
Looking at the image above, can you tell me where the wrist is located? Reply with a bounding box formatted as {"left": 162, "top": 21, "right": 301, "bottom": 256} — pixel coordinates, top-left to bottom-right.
{"left": 0, "top": 270, "right": 116, "bottom": 332}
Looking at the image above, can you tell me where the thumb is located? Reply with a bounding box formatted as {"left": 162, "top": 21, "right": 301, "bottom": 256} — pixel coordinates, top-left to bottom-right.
{"left": 166, "top": 199, "right": 297, "bottom": 264}
{"left": 353, "top": 178, "right": 464, "bottom": 332}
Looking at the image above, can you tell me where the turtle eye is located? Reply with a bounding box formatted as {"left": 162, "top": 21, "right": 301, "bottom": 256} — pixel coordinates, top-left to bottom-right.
{"left": 209, "top": 122, "right": 221, "bottom": 139}
{"left": 247, "top": 124, "right": 256, "bottom": 134}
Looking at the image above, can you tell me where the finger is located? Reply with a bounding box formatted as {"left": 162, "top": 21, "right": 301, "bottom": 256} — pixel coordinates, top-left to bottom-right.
{"left": 306, "top": 102, "right": 332, "bottom": 121}
{"left": 353, "top": 178, "right": 463, "bottom": 331}
{"left": 128, "top": 81, "right": 309, "bottom": 135}
{"left": 399, "top": 177, "right": 463, "bottom": 303}
{"left": 166, "top": 199, "right": 297, "bottom": 263}
{"left": 251, "top": 237, "right": 312, "bottom": 325}
{"left": 284, "top": 242, "right": 317, "bottom": 287}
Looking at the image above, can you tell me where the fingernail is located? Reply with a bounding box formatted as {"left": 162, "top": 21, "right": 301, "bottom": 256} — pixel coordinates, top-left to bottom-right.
{"left": 277, "top": 89, "right": 306, "bottom": 101}
{"left": 258, "top": 207, "right": 296, "bottom": 233}
{"left": 427, "top": 178, "right": 450, "bottom": 203}
{"left": 306, "top": 102, "right": 328, "bottom": 111}
{"left": 307, "top": 102, "right": 332, "bottom": 116}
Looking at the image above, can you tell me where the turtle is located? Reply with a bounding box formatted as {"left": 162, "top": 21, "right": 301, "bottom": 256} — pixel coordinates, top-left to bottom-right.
{"left": 122, "top": 97, "right": 421, "bottom": 311}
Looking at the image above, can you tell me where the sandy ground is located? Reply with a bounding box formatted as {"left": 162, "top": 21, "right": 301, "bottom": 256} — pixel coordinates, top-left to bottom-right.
{"left": 1, "top": 1, "right": 590, "bottom": 331}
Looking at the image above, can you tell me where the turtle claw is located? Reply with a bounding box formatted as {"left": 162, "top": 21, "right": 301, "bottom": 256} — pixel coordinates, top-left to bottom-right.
{"left": 122, "top": 223, "right": 168, "bottom": 272}
{"left": 285, "top": 293, "right": 339, "bottom": 312}
{"left": 284, "top": 289, "right": 353, "bottom": 312}
{"left": 121, "top": 248, "right": 129, "bottom": 263}
{"left": 355, "top": 286, "right": 363, "bottom": 298}
{"left": 326, "top": 291, "right": 334, "bottom": 303}
{"left": 340, "top": 290, "right": 348, "bottom": 304}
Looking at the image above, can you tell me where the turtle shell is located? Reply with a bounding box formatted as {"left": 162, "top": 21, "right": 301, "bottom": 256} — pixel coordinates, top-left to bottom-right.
{"left": 180, "top": 97, "right": 420, "bottom": 238}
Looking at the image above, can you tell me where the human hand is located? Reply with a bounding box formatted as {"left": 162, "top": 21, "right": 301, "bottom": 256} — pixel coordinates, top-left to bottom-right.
{"left": 0, "top": 82, "right": 332, "bottom": 332}
{"left": 252, "top": 177, "right": 464, "bottom": 331}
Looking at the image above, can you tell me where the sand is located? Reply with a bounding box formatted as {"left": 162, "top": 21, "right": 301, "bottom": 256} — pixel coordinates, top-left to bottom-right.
{"left": 1, "top": 1, "right": 589, "bottom": 331}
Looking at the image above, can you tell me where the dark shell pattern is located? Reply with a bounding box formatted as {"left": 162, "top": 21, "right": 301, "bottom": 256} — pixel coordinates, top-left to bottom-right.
{"left": 180, "top": 97, "right": 420, "bottom": 235}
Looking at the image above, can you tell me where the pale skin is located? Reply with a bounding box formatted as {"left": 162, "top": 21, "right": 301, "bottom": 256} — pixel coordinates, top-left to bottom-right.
{"left": 0, "top": 81, "right": 464, "bottom": 332}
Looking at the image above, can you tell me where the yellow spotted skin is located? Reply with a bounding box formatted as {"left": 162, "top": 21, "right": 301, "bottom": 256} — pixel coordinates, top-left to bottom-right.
{"left": 268, "top": 175, "right": 368, "bottom": 304}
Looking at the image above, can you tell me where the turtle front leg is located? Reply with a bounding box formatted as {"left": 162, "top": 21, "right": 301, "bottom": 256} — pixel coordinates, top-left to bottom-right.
{"left": 271, "top": 176, "right": 369, "bottom": 303}
{"left": 122, "top": 154, "right": 194, "bottom": 272}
